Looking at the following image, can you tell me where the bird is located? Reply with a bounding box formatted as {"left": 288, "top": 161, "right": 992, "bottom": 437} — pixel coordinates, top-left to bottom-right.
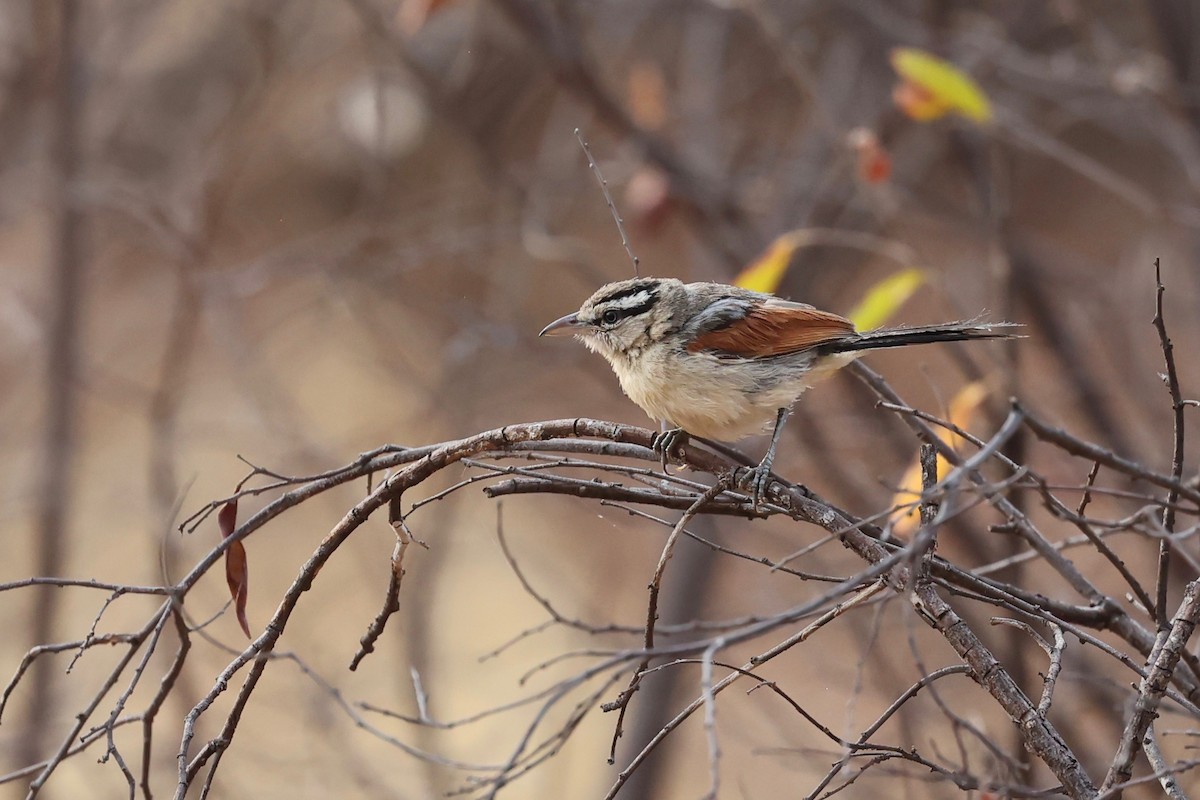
{"left": 539, "top": 276, "right": 1015, "bottom": 507}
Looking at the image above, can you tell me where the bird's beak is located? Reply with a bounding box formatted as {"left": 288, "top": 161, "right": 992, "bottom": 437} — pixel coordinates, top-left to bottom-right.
{"left": 539, "top": 312, "right": 584, "bottom": 337}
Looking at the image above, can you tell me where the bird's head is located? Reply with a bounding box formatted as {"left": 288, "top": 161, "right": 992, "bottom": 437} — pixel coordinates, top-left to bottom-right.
{"left": 539, "top": 277, "right": 685, "bottom": 361}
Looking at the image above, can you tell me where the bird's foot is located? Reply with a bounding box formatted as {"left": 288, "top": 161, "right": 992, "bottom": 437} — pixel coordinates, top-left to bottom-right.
{"left": 737, "top": 454, "right": 776, "bottom": 510}
{"left": 736, "top": 407, "right": 790, "bottom": 510}
{"left": 651, "top": 427, "right": 689, "bottom": 472}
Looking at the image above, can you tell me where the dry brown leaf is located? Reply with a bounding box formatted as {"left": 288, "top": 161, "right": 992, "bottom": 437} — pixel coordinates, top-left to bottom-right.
{"left": 219, "top": 500, "right": 251, "bottom": 639}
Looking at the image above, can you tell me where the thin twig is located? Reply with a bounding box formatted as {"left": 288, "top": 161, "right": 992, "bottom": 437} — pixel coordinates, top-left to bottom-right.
{"left": 990, "top": 617, "right": 1066, "bottom": 716}
{"left": 1142, "top": 726, "right": 1188, "bottom": 800}
{"left": 748, "top": 581, "right": 887, "bottom": 665}
{"left": 604, "top": 480, "right": 728, "bottom": 760}
{"left": 1021, "top": 405, "right": 1200, "bottom": 508}
{"left": 575, "top": 127, "right": 639, "bottom": 276}
{"left": 1152, "top": 257, "right": 1187, "bottom": 631}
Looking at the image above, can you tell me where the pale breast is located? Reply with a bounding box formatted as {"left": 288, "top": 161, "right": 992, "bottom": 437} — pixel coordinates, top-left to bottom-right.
{"left": 608, "top": 349, "right": 823, "bottom": 440}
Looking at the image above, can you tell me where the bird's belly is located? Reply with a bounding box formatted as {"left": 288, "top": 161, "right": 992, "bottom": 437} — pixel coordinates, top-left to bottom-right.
{"left": 611, "top": 351, "right": 836, "bottom": 441}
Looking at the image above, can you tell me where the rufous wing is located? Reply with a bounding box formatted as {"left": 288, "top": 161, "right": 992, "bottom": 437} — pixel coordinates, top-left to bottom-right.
{"left": 686, "top": 301, "right": 857, "bottom": 358}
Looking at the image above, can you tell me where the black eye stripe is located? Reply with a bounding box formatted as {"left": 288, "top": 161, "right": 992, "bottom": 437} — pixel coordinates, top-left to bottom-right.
{"left": 597, "top": 296, "right": 657, "bottom": 324}
{"left": 614, "top": 297, "right": 657, "bottom": 319}
{"left": 594, "top": 282, "right": 659, "bottom": 306}
{"left": 586, "top": 283, "right": 660, "bottom": 326}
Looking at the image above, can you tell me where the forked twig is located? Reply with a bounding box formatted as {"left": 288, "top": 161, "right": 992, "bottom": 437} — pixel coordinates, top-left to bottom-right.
{"left": 1100, "top": 260, "right": 1195, "bottom": 796}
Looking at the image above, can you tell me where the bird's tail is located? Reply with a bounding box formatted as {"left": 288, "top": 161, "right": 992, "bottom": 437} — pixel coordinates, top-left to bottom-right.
{"left": 819, "top": 321, "right": 1020, "bottom": 355}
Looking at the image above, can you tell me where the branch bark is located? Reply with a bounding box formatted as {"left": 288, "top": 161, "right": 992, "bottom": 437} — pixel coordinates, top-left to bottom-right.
{"left": 1101, "top": 580, "right": 1200, "bottom": 794}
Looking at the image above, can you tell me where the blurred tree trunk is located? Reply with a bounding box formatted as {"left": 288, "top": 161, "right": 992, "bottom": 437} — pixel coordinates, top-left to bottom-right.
{"left": 24, "top": 0, "right": 84, "bottom": 772}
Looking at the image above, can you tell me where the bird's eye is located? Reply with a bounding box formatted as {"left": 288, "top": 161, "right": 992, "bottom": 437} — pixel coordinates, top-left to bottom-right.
{"left": 600, "top": 309, "right": 620, "bottom": 325}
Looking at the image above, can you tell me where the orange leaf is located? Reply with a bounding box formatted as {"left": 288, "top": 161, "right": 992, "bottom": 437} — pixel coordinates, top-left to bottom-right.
{"left": 890, "top": 382, "right": 989, "bottom": 539}
{"left": 219, "top": 500, "right": 251, "bottom": 638}
{"left": 890, "top": 48, "right": 992, "bottom": 124}
{"left": 628, "top": 62, "right": 668, "bottom": 131}
{"left": 892, "top": 80, "right": 951, "bottom": 122}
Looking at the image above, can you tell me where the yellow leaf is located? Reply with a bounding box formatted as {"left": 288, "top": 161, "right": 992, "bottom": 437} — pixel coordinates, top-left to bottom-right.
{"left": 890, "top": 48, "right": 992, "bottom": 124}
{"left": 889, "top": 381, "right": 989, "bottom": 539}
{"left": 735, "top": 230, "right": 921, "bottom": 295}
{"left": 890, "top": 464, "right": 925, "bottom": 540}
{"left": 946, "top": 381, "right": 989, "bottom": 425}
{"left": 846, "top": 268, "right": 926, "bottom": 331}
{"left": 733, "top": 231, "right": 808, "bottom": 293}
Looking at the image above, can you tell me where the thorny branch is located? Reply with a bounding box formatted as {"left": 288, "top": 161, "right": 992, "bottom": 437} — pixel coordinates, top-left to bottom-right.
{"left": 0, "top": 414, "right": 1071, "bottom": 795}
{"left": 8, "top": 0, "right": 1200, "bottom": 796}
{"left": 4, "top": 263, "right": 1200, "bottom": 796}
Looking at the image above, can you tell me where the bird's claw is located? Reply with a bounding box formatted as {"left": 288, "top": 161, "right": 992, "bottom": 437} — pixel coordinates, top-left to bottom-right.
{"left": 651, "top": 427, "right": 688, "bottom": 472}
{"left": 736, "top": 461, "right": 774, "bottom": 510}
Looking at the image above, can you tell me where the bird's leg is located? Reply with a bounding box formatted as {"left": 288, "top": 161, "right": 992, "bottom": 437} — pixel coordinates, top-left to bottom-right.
{"left": 741, "top": 407, "right": 790, "bottom": 508}
{"left": 651, "top": 424, "right": 689, "bottom": 472}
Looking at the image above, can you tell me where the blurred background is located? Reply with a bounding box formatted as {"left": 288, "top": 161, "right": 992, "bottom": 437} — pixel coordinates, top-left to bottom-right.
{"left": 2, "top": 1, "right": 1200, "bottom": 797}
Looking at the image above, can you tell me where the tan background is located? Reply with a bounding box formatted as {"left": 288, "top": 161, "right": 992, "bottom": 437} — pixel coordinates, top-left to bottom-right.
{"left": 2, "top": 1, "right": 1199, "bottom": 797}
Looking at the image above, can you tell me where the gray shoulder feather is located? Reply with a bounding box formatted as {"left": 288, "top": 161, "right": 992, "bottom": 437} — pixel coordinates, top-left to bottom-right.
{"left": 682, "top": 296, "right": 756, "bottom": 337}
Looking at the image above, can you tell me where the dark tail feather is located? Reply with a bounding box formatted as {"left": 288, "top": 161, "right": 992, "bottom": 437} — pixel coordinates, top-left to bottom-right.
{"left": 819, "top": 321, "right": 1020, "bottom": 355}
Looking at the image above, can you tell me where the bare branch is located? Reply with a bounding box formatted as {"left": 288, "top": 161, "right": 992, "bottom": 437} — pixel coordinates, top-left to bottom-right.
{"left": 1102, "top": 580, "right": 1200, "bottom": 793}
{"left": 1152, "top": 257, "right": 1188, "bottom": 630}
{"left": 1021, "top": 408, "right": 1200, "bottom": 508}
